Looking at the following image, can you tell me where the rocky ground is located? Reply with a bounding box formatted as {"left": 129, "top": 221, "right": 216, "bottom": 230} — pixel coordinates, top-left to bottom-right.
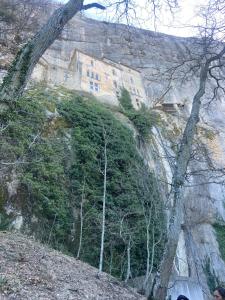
{"left": 0, "top": 232, "right": 145, "bottom": 300}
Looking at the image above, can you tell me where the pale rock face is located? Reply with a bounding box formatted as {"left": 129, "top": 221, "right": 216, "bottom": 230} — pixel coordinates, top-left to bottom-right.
{"left": 6, "top": 171, "right": 19, "bottom": 199}
{"left": 33, "top": 15, "right": 225, "bottom": 298}
{"left": 168, "top": 279, "right": 205, "bottom": 300}
{"left": 5, "top": 202, "right": 23, "bottom": 230}
{"left": 0, "top": 70, "right": 7, "bottom": 82}
{"left": 175, "top": 230, "right": 189, "bottom": 277}
{"left": 151, "top": 127, "right": 173, "bottom": 186}
{"left": 11, "top": 215, "right": 23, "bottom": 230}
{"left": 209, "top": 184, "right": 225, "bottom": 220}
{"left": 1, "top": 12, "right": 225, "bottom": 299}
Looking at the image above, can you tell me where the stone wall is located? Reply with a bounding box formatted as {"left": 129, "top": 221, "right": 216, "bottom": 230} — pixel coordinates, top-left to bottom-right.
{"left": 32, "top": 48, "right": 147, "bottom": 109}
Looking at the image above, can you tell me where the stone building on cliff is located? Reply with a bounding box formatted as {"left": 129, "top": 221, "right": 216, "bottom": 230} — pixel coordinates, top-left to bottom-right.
{"left": 32, "top": 49, "right": 147, "bottom": 109}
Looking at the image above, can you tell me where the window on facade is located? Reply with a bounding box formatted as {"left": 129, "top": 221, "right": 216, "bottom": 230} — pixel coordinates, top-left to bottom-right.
{"left": 87, "top": 70, "right": 90, "bottom": 77}
{"left": 130, "top": 77, "right": 134, "bottom": 84}
{"left": 96, "top": 73, "right": 100, "bottom": 81}
{"left": 91, "top": 60, "right": 94, "bottom": 66}
{"left": 112, "top": 69, "right": 116, "bottom": 76}
{"left": 136, "top": 98, "right": 140, "bottom": 107}
{"left": 90, "top": 81, "right": 94, "bottom": 90}
{"left": 78, "top": 62, "right": 82, "bottom": 75}
{"left": 91, "top": 72, "right": 94, "bottom": 79}
{"left": 137, "top": 89, "right": 140, "bottom": 95}
{"left": 113, "top": 80, "right": 117, "bottom": 88}
{"left": 95, "top": 82, "right": 100, "bottom": 92}
{"left": 64, "top": 71, "right": 69, "bottom": 82}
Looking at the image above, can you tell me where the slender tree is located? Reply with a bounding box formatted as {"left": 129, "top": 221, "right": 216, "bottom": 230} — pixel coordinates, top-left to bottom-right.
{"left": 99, "top": 125, "right": 108, "bottom": 273}
{"left": 154, "top": 2, "right": 225, "bottom": 297}
{"left": 76, "top": 178, "right": 86, "bottom": 259}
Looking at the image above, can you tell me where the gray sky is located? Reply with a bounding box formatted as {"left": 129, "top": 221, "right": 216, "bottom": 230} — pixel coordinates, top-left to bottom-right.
{"left": 57, "top": 0, "right": 206, "bottom": 37}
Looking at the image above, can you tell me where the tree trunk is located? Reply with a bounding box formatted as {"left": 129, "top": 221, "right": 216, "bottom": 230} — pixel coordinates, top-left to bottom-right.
{"left": 143, "top": 220, "right": 151, "bottom": 289}
{"left": 154, "top": 60, "right": 210, "bottom": 300}
{"left": 0, "top": 0, "right": 84, "bottom": 103}
{"left": 154, "top": 186, "right": 184, "bottom": 299}
{"left": 125, "top": 236, "right": 132, "bottom": 282}
{"left": 99, "top": 128, "right": 108, "bottom": 273}
{"left": 76, "top": 179, "right": 85, "bottom": 259}
{"left": 154, "top": 44, "right": 225, "bottom": 296}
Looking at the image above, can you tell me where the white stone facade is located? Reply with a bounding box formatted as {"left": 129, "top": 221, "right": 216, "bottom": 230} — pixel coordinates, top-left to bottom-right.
{"left": 32, "top": 49, "right": 147, "bottom": 109}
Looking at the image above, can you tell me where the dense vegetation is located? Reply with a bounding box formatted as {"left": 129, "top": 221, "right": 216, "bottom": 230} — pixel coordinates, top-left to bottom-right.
{"left": 203, "top": 223, "right": 225, "bottom": 291}
{"left": 204, "top": 258, "right": 219, "bottom": 292}
{"left": 0, "top": 86, "right": 165, "bottom": 279}
{"left": 118, "top": 88, "right": 160, "bottom": 139}
{"left": 213, "top": 223, "right": 225, "bottom": 262}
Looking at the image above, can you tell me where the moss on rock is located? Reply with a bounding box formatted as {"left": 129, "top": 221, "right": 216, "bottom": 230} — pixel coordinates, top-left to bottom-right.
{"left": 213, "top": 223, "right": 225, "bottom": 262}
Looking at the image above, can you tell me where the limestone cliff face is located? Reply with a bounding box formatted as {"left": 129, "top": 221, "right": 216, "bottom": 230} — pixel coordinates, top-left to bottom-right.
{"left": 1, "top": 11, "right": 225, "bottom": 299}
{"left": 41, "top": 15, "right": 225, "bottom": 298}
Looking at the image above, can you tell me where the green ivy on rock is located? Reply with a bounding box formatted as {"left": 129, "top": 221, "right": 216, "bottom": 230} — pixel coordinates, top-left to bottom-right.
{"left": 0, "top": 85, "right": 165, "bottom": 280}
{"left": 118, "top": 88, "right": 161, "bottom": 139}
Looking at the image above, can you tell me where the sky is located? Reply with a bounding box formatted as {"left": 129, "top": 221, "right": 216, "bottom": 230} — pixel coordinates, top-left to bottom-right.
{"left": 57, "top": 0, "right": 206, "bottom": 37}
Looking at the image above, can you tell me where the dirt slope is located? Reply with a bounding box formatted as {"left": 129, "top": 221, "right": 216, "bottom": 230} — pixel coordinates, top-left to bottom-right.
{"left": 0, "top": 232, "right": 145, "bottom": 300}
